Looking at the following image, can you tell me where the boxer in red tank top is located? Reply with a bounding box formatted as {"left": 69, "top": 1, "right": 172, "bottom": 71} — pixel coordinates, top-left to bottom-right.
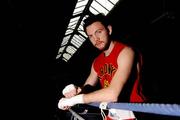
{"left": 93, "top": 42, "right": 145, "bottom": 103}
{"left": 58, "top": 13, "right": 146, "bottom": 120}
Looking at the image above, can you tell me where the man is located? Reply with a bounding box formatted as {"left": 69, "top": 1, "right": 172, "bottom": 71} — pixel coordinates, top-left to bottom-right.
{"left": 58, "top": 13, "right": 146, "bottom": 120}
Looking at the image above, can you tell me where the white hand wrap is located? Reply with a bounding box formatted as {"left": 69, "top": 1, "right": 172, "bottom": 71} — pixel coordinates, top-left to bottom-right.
{"left": 58, "top": 94, "right": 84, "bottom": 110}
{"left": 62, "top": 84, "right": 76, "bottom": 95}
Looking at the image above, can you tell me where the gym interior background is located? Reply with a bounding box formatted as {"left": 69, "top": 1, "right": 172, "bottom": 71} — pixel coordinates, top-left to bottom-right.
{"left": 8, "top": 0, "right": 179, "bottom": 119}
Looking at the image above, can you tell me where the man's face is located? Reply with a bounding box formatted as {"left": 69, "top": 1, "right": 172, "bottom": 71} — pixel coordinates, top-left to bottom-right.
{"left": 86, "top": 21, "right": 111, "bottom": 51}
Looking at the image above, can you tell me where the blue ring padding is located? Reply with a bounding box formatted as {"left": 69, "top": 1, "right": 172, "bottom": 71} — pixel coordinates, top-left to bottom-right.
{"left": 89, "top": 102, "right": 180, "bottom": 117}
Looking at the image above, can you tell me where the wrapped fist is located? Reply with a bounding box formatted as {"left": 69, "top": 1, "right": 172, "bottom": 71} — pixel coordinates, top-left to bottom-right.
{"left": 62, "top": 84, "right": 81, "bottom": 98}
{"left": 58, "top": 94, "right": 84, "bottom": 110}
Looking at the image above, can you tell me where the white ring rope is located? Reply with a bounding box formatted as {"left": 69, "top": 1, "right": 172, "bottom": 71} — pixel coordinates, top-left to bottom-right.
{"left": 88, "top": 102, "right": 180, "bottom": 117}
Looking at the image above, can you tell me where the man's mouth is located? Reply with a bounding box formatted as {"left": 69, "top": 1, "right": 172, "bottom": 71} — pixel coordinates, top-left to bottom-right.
{"left": 95, "top": 41, "right": 103, "bottom": 47}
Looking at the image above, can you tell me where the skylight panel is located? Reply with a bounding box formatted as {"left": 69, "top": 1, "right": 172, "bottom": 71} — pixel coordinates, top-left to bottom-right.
{"left": 68, "top": 21, "right": 78, "bottom": 28}
{"left": 58, "top": 46, "right": 65, "bottom": 54}
{"left": 78, "top": 24, "right": 83, "bottom": 31}
{"left": 68, "top": 24, "right": 76, "bottom": 30}
{"left": 73, "top": 6, "right": 85, "bottom": 15}
{"left": 62, "top": 57, "right": 68, "bottom": 62}
{"left": 65, "top": 17, "right": 80, "bottom": 34}
{"left": 63, "top": 53, "right": 71, "bottom": 61}
{"left": 89, "top": 7, "right": 99, "bottom": 15}
{"left": 61, "top": 35, "right": 70, "bottom": 46}
{"left": 77, "top": 34, "right": 86, "bottom": 42}
{"left": 71, "top": 39, "right": 80, "bottom": 48}
{"left": 71, "top": 35, "right": 83, "bottom": 48}
{"left": 90, "top": 1, "right": 109, "bottom": 15}
{"left": 56, "top": 54, "right": 62, "bottom": 59}
{"left": 56, "top": 46, "right": 66, "bottom": 59}
{"left": 77, "top": 0, "right": 89, "bottom": 7}
{"left": 65, "top": 29, "right": 73, "bottom": 35}
{"left": 71, "top": 37, "right": 81, "bottom": 48}
{"left": 69, "top": 16, "right": 80, "bottom": 24}
{"left": 73, "top": 11, "right": 83, "bottom": 16}
{"left": 111, "top": 0, "right": 120, "bottom": 4}
{"left": 97, "top": 0, "right": 114, "bottom": 11}
{"left": 83, "top": 15, "right": 89, "bottom": 20}
{"left": 74, "top": 35, "right": 83, "bottom": 43}
{"left": 73, "top": 0, "right": 89, "bottom": 15}
{"left": 78, "top": 30, "right": 87, "bottom": 38}
{"left": 66, "top": 45, "right": 77, "bottom": 54}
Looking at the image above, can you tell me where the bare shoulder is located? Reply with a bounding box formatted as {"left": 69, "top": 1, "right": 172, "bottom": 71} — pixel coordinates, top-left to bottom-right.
{"left": 120, "top": 46, "right": 135, "bottom": 57}
{"left": 117, "top": 46, "right": 135, "bottom": 64}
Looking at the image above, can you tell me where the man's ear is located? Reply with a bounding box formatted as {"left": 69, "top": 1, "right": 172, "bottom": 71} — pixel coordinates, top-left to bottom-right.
{"left": 107, "top": 25, "right": 112, "bottom": 35}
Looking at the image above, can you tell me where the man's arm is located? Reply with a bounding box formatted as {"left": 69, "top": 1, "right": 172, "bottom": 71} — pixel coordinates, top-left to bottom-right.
{"left": 62, "top": 62, "right": 98, "bottom": 98}
{"left": 58, "top": 62, "right": 99, "bottom": 110}
{"left": 83, "top": 47, "right": 135, "bottom": 103}
{"left": 58, "top": 47, "right": 135, "bottom": 109}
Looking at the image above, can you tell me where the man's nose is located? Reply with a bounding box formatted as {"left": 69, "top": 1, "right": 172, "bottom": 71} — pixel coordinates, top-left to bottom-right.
{"left": 94, "top": 35, "right": 100, "bottom": 42}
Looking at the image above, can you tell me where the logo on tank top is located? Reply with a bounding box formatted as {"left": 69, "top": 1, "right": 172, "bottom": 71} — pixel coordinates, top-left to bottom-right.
{"left": 99, "top": 63, "right": 117, "bottom": 87}
{"left": 104, "top": 79, "right": 109, "bottom": 88}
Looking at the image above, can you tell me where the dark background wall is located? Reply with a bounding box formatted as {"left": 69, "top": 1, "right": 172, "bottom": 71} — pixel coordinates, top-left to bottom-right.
{"left": 8, "top": 0, "right": 179, "bottom": 119}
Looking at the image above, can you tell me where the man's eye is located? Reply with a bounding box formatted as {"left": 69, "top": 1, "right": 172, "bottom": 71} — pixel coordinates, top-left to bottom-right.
{"left": 97, "top": 30, "right": 102, "bottom": 33}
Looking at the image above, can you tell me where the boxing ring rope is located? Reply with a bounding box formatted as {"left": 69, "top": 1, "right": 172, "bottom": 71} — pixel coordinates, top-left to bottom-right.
{"left": 89, "top": 102, "right": 180, "bottom": 117}
{"left": 68, "top": 102, "right": 180, "bottom": 120}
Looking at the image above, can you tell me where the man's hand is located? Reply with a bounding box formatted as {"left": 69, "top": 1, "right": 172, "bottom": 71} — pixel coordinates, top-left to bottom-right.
{"left": 58, "top": 94, "right": 84, "bottom": 110}
{"left": 62, "top": 84, "right": 81, "bottom": 98}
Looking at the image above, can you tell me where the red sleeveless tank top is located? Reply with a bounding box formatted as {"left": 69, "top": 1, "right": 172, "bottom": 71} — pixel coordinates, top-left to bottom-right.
{"left": 93, "top": 42, "right": 146, "bottom": 102}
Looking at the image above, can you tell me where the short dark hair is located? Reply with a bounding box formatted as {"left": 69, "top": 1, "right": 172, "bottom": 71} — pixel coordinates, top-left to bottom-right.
{"left": 83, "top": 13, "right": 110, "bottom": 34}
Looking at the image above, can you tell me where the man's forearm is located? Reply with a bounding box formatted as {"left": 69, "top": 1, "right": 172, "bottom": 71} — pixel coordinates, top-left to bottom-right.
{"left": 83, "top": 87, "right": 118, "bottom": 103}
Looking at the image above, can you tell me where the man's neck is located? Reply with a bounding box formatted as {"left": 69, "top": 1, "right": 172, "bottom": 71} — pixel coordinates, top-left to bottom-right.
{"left": 104, "top": 41, "right": 116, "bottom": 57}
